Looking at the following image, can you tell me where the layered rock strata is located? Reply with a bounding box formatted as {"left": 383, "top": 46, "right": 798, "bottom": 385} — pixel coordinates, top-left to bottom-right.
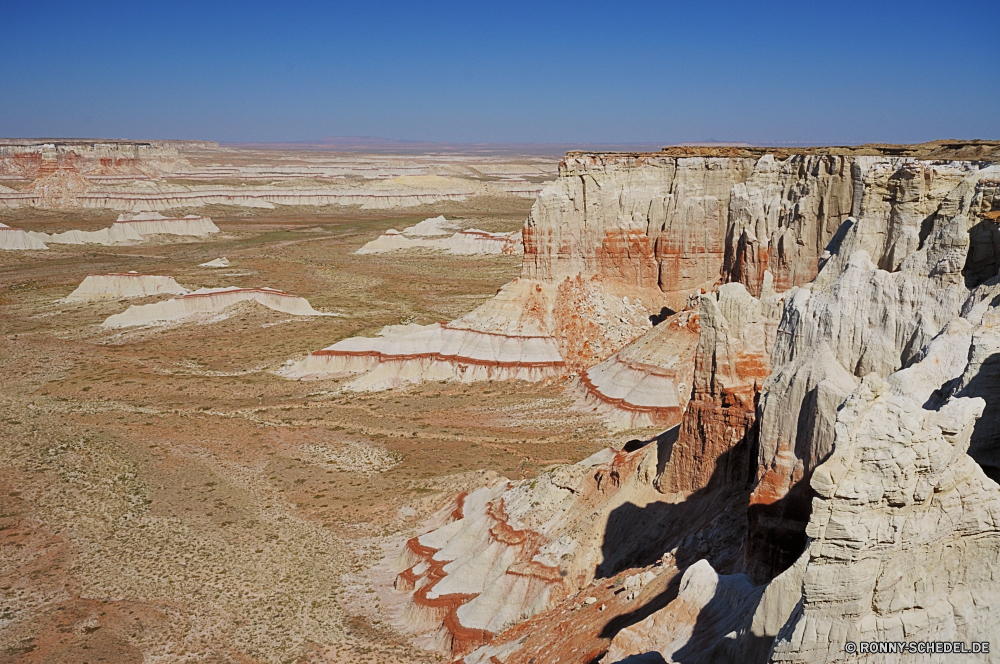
{"left": 65, "top": 273, "right": 188, "bottom": 301}
{"left": 389, "top": 438, "right": 745, "bottom": 657}
{"left": 357, "top": 228, "right": 523, "bottom": 256}
{"left": 24, "top": 212, "right": 219, "bottom": 246}
{"left": 383, "top": 151, "right": 1000, "bottom": 663}
{"left": 291, "top": 152, "right": 999, "bottom": 412}
{"left": 102, "top": 287, "right": 334, "bottom": 327}
{"left": 0, "top": 223, "right": 48, "bottom": 250}
{"left": 570, "top": 308, "right": 700, "bottom": 429}
{"left": 285, "top": 277, "right": 656, "bottom": 389}
{"left": 0, "top": 172, "right": 511, "bottom": 212}
{"left": 523, "top": 153, "right": 870, "bottom": 311}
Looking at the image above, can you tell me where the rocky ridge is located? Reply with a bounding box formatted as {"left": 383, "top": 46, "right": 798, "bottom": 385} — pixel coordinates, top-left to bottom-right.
{"left": 379, "top": 145, "right": 1000, "bottom": 663}
{"left": 102, "top": 286, "right": 336, "bottom": 328}
{"left": 299, "top": 148, "right": 1000, "bottom": 432}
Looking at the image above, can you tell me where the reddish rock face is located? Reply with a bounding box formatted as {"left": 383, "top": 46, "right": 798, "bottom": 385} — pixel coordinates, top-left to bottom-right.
{"left": 596, "top": 229, "right": 660, "bottom": 290}
{"left": 522, "top": 155, "right": 748, "bottom": 312}
{"left": 656, "top": 283, "right": 779, "bottom": 495}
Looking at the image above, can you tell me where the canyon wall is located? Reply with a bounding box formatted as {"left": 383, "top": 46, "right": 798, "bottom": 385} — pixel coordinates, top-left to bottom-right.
{"left": 386, "top": 150, "right": 1000, "bottom": 663}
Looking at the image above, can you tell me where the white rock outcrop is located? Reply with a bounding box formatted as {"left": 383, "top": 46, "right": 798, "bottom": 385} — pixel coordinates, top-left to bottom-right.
{"left": 602, "top": 560, "right": 763, "bottom": 664}
{"left": 570, "top": 308, "right": 700, "bottom": 430}
{"left": 401, "top": 215, "right": 461, "bottom": 236}
{"left": 745, "top": 163, "right": 1000, "bottom": 582}
{"left": 65, "top": 273, "right": 188, "bottom": 301}
{"left": 390, "top": 444, "right": 668, "bottom": 655}
{"left": 199, "top": 257, "right": 230, "bottom": 268}
{"left": 284, "top": 276, "right": 655, "bottom": 389}
{"left": 387, "top": 153, "right": 1000, "bottom": 663}
{"left": 102, "top": 287, "right": 334, "bottom": 328}
{"left": 356, "top": 227, "right": 523, "bottom": 256}
{"left": 771, "top": 377, "right": 1000, "bottom": 662}
{"left": 26, "top": 212, "right": 219, "bottom": 246}
{"left": 0, "top": 223, "right": 48, "bottom": 250}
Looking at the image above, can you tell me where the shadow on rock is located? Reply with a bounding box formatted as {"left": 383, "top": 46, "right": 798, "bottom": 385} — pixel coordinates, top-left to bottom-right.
{"left": 595, "top": 439, "right": 755, "bottom": 648}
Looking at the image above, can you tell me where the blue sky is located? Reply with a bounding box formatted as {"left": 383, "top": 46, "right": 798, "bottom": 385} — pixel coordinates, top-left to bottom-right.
{"left": 2, "top": 0, "right": 997, "bottom": 144}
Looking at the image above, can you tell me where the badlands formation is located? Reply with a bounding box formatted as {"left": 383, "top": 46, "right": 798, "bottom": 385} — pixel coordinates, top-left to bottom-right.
{"left": 357, "top": 216, "right": 524, "bottom": 256}
{"left": 0, "top": 142, "right": 559, "bottom": 664}
{"left": 65, "top": 272, "right": 188, "bottom": 301}
{"left": 0, "top": 139, "right": 552, "bottom": 212}
{"left": 365, "top": 142, "right": 1000, "bottom": 663}
{"left": 0, "top": 222, "right": 48, "bottom": 250}
{"left": 0, "top": 211, "right": 220, "bottom": 249}
{"left": 103, "top": 286, "right": 335, "bottom": 327}
{"left": 291, "top": 140, "right": 1000, "bottom": 430}
{"left": 5, "top": 138, "right": 1000, "bottom": 664}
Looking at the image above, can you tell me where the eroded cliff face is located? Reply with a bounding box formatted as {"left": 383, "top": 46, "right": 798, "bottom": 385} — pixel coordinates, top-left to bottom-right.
{"left": 296, "top": 152, "right": 873, "bottom": 401}
{"left": 525, "top": 153, "right": 869, "bottom": 310}
{"left": 523, "top": 155, "right": 750, "bottom": 309}
{"left": 385, "top": 151, "right": 1000, "bottom": 664}
{"left": 745, "top": 163, "right": 1000, "bottom": 584}
{"left": 771, "top": 378, "right": 999, "bottom": 662}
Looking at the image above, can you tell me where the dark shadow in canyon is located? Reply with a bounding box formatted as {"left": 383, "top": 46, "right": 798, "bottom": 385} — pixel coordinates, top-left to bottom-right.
{"left": 954, "top": 350, "right": 1000, "bottom": 483}
{"left": 649, "top": 307, "right": 676, "bottom": 326}
{"left": 963, "top": 220, "right": 1000, "bottom": 289}
{"left": 595, "top": 440, "right": 754, "bottom": 646}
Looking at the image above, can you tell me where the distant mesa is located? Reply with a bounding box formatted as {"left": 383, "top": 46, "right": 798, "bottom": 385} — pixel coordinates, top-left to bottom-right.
{"left": 23, "top": 212, "right": 219, "bottom": 247}
{"left": 401, "top": 215, "right": 461, "bottom": 237}
{"left": 65, "top": 272, "right": 188, "bottom": 301}
{"left": 102, "top": 286, "right": 337, "bottom": 328}
{"left": 0, "top": 140, "right": 549, "bottom": 211}
{"left": 356, "top": 216, "right": 523, "bottom": 256}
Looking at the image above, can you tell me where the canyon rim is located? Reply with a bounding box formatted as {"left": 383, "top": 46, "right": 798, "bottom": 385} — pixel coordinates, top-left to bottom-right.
{"left": 3, "top": 138, "right": 1000, "bottom": 664}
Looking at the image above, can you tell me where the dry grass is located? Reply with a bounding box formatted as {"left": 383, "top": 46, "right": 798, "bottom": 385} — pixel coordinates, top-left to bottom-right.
{"left": 0, "top": 196, "right": 654, "bottom": 663}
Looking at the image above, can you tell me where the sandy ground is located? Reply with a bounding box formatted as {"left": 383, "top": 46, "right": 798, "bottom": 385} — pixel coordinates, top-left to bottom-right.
{"left": 0, "top": 198, "right": 659, "bottom": 663}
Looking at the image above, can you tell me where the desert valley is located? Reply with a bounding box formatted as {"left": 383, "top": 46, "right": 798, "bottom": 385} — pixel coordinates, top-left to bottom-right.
{"left": 3, "top": 137, "right": 1000, "bottom": 664}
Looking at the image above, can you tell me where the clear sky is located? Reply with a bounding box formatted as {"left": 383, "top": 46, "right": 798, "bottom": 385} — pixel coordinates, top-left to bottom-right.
{"left": 2, "top": 0, "right": 997, "bottom": 145}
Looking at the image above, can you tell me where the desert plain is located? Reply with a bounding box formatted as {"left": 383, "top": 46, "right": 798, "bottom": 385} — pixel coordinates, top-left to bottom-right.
{"left": 0, "top": 144, "right": 642, "bottom": 664}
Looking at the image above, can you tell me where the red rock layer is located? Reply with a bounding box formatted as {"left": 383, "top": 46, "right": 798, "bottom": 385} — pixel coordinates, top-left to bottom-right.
{"left": 656, "top": 287, "right": 774, "bottom": 494}
{"left": 552, "top": 275, "right": 658, "bottom": 374}
{"left": 394, "top": 490, "right": 566, "bottom": 657}
{"left": 654, "top": 220, "right": 726, "bottom": 309}
{"left": 572, "top": 310, "right": 701, "bottom": 429}
{"left": 575, "top": 370, "right": 685, "bottom": 427}
{"left": 596, "top": 229, "right": 660, "bottom": 290}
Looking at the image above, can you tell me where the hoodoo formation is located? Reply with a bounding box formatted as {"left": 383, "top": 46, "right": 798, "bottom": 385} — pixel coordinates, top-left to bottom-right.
{"left": 369, "top": 144, "right": 1000, "bottom": 663}
{"left": 65, "top": 272, "right": 188, "bottom": 301}
{"left": 102, "top": 286, "right": 335, "bottom": 327}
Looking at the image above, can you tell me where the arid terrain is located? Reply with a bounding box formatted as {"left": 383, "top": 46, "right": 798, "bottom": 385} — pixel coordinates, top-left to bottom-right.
{"left": 0, "top": 145, "right": 656, "bottom": 664}
{"left": 4, "top": 139, "right": 1000, "bottom": 664}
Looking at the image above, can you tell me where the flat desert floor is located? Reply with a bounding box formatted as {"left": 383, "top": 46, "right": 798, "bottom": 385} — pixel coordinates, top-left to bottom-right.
{"left": 0, "top": 197, "right": 654, "bottom": 663}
